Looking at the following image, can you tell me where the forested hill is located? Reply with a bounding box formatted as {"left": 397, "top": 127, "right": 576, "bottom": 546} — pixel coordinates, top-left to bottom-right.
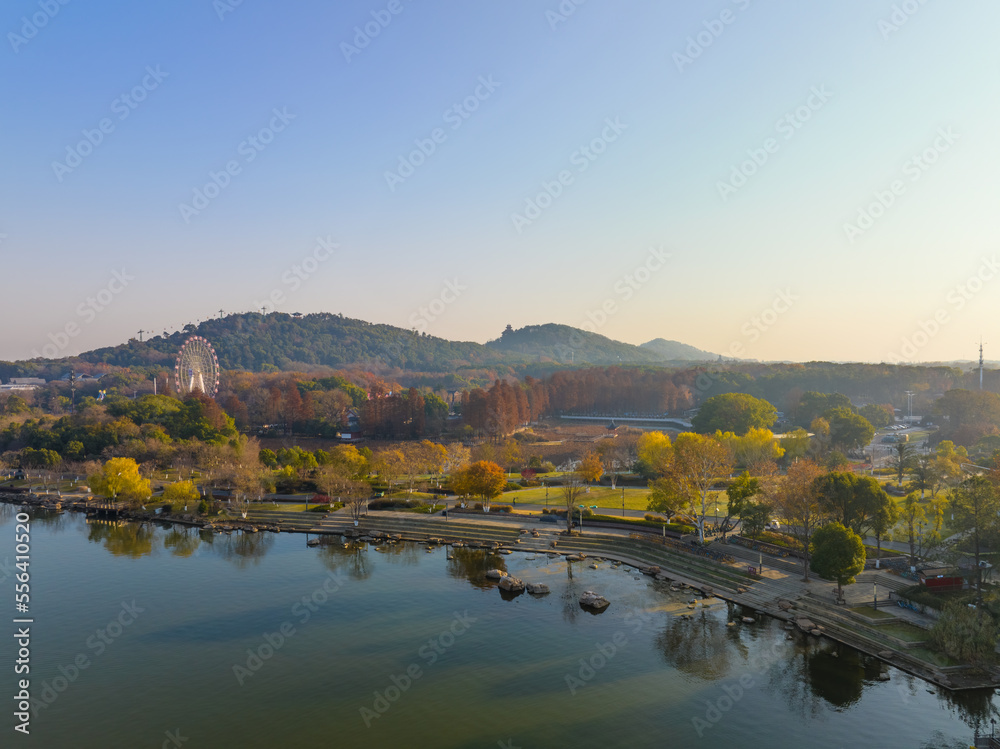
{"left": 484, "top": 324, "right": 716, "bottom": 365}
{"left": 638, "top": 338, "right": 718, "bottom": 361}
{"left": 72, "top": 315, "right": 717, "bottom": 374}
{"left": 78, "top": 313, "right": 514, "bottom": 372}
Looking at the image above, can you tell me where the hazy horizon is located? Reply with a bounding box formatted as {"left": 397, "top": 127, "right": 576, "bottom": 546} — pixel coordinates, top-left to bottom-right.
{"left": 3, "top": 1, "right": 999, "bottom": 364}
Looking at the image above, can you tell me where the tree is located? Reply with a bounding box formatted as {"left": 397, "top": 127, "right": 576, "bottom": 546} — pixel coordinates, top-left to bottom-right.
{"left": 329, "top": 444, "right": 368, "bottom": 479}
{"left": 716, "top": 427, "right": 784, "bottom": 475}
{"left": 769, "top": 459, "right": 824, "bottom": 581}
{"left": 88, "top": 457, "right": 152, "bottom": 510}
{"left": 162, "top": 480, "right": 199, "bottom": 510}
{"left": 808, "top": 417, "right": 831, "bottom": 459}
{"left": 501, "top": 439, "right": 522, "bottom": 477}
{"left": 636, "top": 431, "right": 671, "bottom": 477}
{"left": 888, "top": 441, "right": 915, "bottom": 487}
{"left": 779, "top": 428, "right": 811, "bottom": 464}
{"left": 869, "top": 491, "right": 900, "bottom": 569}
{"left": 692, "top": 393, "right": 777, "bottom": 435}
{"left": 859, "top": 403, "right": 894, "bottom": 430}
{"left": 740, "top": 500, "right": 772, "bottom": 540}
{"left": 342, "top": 480, "right": 372, "bottom": 526}
{"left": 824, "top": 407, "right": 875, "bottom": 450}
{"left": 909, "top": 454, "right": 939, "bottom": 498}
{"left": 949, "top": 476, "right": 1000, "bottom": 605}
{"left": 900, "top": 492, "right": 925, "bottom": 572}
{"left": 793, "top": 391, "right": 853, "bottom": 428}
{"left": 669, "top": 432, "right": 732, "bottom": 543}
{"left": 930, "top": 603, "right": 999, "bottom": 671}
{"left": 934, "top": 389, "right": 1000, "bottom": 446}
{"left": 371, "top": 449, "right": 404, "bottom": 494}
{"left": 814, "top": 472, "right": 886, "bottom": 536}
{"left": 809, "top": 522, "right": 865, "bottom": 602}
{"left": 230, "top": 459, "right": 272, "bottom": 518}
{"left": 646, "top": 478, "right": 686, "bottom": 523}
{"left": 579, "top": 451, "right": 603, "bottom": 484}
{"left": 724, "top": 473, "right": 761, "bottom": 538}
{"left": 444, "top": 443, "right": 471, "bottom": 474}
{"left": 561, "top": 473, "right": 586, "bottom": 533}
{"left": 596, "top": 438, "right": 627, "bottom": 489}
{"left": 463, "top": 460, "right": 506, "bottom": 512}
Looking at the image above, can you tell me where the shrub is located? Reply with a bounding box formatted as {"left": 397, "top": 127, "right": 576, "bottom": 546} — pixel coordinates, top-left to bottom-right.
{"left": 472, "top": 503, "right": 512, "bottom": 513}
{"left": 503, "top": 482, "right": 521, "bottom": 492}
{"left": 758, "top": 531, "right": 803, "bottom": 551}
{"left": 930, "top": 602, "right": 999, "bottom": 670}
{"left": 311, "top": 493, "right": 331, "bottom": 505}
{"left": 197, "top": 499, "right": 209, "bottom": 514}
{"left": 368, "top": 498, "right": 414, "bottom": 511}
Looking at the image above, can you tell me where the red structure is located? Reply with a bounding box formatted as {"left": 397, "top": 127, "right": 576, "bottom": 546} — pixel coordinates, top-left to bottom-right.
{"left": 919, "top": 567, "right": 965, "bottom": 593}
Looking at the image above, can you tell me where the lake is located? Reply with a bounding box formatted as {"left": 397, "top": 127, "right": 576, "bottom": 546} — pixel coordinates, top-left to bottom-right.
{"left": 1, "top": 504, "right": 994, "bottom": 748}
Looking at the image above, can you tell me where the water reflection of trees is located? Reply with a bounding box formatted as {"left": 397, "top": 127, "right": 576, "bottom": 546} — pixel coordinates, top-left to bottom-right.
{"left": 765, "top": 638, "right": 877, "bottom": 717}
{"left": 654, "top": 608, "right": 741, "bottom": 680}
{"left": 0, "top": 502, "right": 16, "bottom": 527}
{"left": 374, "top": 542, "right": 422, "bottom": 568}
{"left": 318, "top": 541, "right": 374, "bottom": 580}
{"left": 163, "top": 528, "right": 201, "bottom": 557}
{"left": 86, "top": 521, "right": 155, "bottom": 558}
{"left": 447, "top": 548, "right": 506, "bottom": 590}
{"left": 212, "top": 531, "right": 274, "bottom": 568}
{"left": 28, "top": 507, "right": 70, "bottom": 532}
{"left": 934, "top": 686, "right": 1000, "bottom": 737}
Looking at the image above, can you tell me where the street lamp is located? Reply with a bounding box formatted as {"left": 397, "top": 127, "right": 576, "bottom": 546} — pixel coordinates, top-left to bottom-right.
{"left": 622, "top": 487, "right": 626, "bottom": 517}
{"left": 578, "top": 504, "right": 585, "bottom": 533}
{"left": 873, "top": 580, "right": 878, "bottom": 610}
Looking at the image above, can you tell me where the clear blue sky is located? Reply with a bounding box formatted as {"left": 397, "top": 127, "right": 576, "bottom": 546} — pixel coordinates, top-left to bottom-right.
{"left": 2, "top": 0, "right": 998, "bottom": 364}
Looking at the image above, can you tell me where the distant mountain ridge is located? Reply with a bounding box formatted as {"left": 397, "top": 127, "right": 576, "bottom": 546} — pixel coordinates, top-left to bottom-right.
{"left": 485, "top": 324, "right": 716, "bottom": 365}
{"left": 66, "top": 313, "right": 715, "bottom": 373}
{"left": 639, "top": 337, "right": 718, "bottom": 361}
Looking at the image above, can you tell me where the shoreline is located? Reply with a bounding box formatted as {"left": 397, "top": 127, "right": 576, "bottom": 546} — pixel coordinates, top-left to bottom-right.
{"left": 5, "top": 491, "right": 998, "bottom": 694}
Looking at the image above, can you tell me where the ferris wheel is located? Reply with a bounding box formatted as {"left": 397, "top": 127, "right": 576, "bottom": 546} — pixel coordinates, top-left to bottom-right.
{"left": 174, "top": 335, "right": 220, "bottom": 397}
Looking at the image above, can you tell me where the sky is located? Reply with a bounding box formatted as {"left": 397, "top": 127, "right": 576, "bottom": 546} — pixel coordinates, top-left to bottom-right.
{"left": 2, "top": 0, "right": 999, "bottom": 365}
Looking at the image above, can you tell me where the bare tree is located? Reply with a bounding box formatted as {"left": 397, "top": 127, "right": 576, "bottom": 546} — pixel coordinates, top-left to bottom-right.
{"left": 768, "top": 460, "right": 825, "bottom": 582}
{"left": 343, "top": 480, "right": 372, "bottom": 526}
{"left": 561, "top": 473, "right": 586, "bottom": 534}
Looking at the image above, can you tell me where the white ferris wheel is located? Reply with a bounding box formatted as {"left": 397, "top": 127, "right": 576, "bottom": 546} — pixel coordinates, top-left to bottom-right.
{"left": 174, "top": 335, "right": 220, "bottom": 397}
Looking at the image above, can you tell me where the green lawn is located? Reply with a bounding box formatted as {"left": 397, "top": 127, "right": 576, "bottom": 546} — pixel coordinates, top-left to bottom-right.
{"left": 880, "top": 622, "right": 930, "bottom": 643}
{"left": 909, "top": 647, "right": 960, "bottom": 668}
{"left": 850, "top": 606, "right": 895, "bottom": 620}
{"left": 504, "top": 485, "right": 729, "bottom": 516}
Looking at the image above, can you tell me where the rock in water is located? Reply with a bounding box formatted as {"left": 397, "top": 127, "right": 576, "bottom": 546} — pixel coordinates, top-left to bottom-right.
{"left": 579, "top": 591, "right": 610, "bottom": 612}
{"left": 499, "top": 576, "right": 526, "bottom": 593}
{"left": 485, "top": 569, "right": 506, "bottom": 580}
{"left": 526, "top": 583, "right": 550, "bottom": 595}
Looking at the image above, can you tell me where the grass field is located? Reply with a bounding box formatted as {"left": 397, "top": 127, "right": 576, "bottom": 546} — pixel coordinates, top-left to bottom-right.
{"left": 880, "top": 622, "right": 930, "bottom": 642}
{"left": 850, "top": 606, "right": 895, "bottom": 620}
{"left": 501, "top": 485, "right": 729, "bottom": 516}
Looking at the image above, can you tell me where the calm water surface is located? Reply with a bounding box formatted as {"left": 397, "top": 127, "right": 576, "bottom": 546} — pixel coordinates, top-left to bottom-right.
{"left": 0, "top": 504, "right": 994, "bottom": 748}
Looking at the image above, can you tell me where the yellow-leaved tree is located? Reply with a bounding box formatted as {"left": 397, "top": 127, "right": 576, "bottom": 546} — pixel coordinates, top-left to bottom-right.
{"left": 88, "top": 458, "right": 152, "bottom": 510}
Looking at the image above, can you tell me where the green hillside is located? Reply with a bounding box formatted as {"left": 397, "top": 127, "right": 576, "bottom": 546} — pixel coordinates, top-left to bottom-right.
{"left": 638, "top": 337, "right": 717, "bottom": 361}
{"left": 77, "top": 313, "right": 515, "bottom": 372}
{"left": 484, "top": 324, "right": 716, "bottom": 365}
